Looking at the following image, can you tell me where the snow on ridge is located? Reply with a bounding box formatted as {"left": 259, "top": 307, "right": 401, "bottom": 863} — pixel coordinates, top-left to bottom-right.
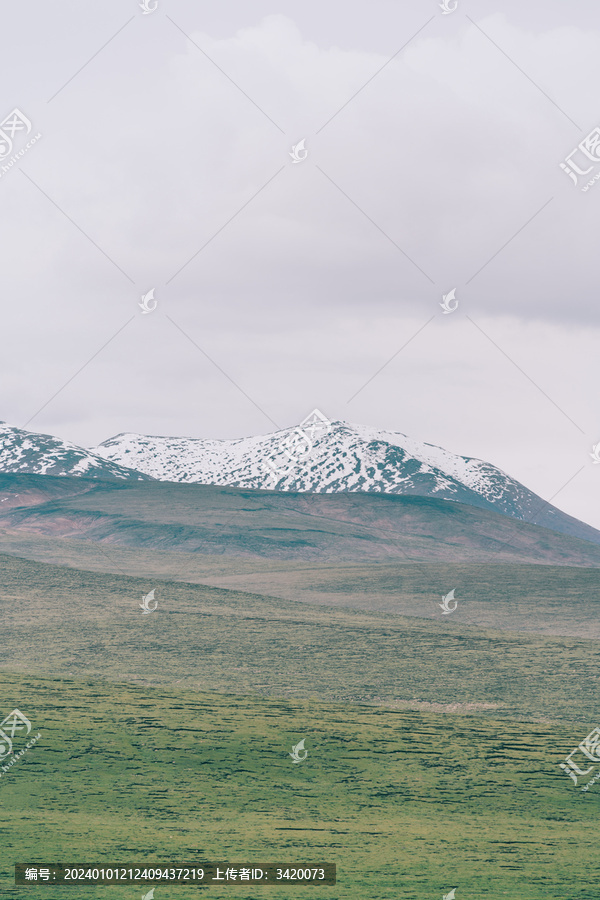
{"left": 343, "top": 422, "right": 510, "bottom": 493}
{"left": 0, "top": 422, "right": 149, "bottom": 481}
{"left": 0, "top": 417, "right": 534, "bottom": 514}
{"left": 92, "top": 419, "right": 524, "bottom": 511}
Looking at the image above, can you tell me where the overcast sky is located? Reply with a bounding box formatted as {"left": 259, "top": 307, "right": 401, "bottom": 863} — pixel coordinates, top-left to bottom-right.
{"left": 1, "top": 1, "right": 600, "bottom": 527}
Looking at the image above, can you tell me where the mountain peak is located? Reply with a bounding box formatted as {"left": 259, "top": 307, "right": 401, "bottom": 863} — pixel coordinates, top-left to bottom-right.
{"left": 1, "top": 418, "right": 597, "bottom": 546}
{"left": 0, "top": 422, "right": 152, "bottom": 481}
{"left": 91, "top": 418, "right": 598, "bottom": 545}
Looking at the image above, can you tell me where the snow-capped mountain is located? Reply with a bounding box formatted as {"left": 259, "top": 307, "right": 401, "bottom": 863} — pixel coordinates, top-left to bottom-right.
{"left": 1, "top": 418, "right": 597, "bottom": 545}
{"left": 0, "top": 422, "right": 151, "bottom": 481}
{"left": 92, "top": 419, "right": 597, "bottom": 544}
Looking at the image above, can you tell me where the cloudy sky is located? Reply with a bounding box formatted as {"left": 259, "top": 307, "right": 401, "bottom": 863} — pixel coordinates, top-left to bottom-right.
{"left": 2, "top": 1, "right": 600, "bottom": 527}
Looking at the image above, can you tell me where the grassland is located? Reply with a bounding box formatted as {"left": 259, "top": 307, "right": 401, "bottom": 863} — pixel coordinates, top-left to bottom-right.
{"left": 1, "top": 525, "right": 600, "bottom": 639}
{"left": 0, "top": 672, "right": 597, "bottom": 900}
{"left": 1, "top": 551, "right": 600, "bottom": 726}
{"left": 1, "top": 477, "right": 599, "bottom": 898}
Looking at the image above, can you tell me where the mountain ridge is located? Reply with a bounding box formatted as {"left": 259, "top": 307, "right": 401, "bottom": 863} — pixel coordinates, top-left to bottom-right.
{"left": 1, "top": 417, "right": 598, "bottom": 547}
{"left": 92, "top": 419, "right": 600, "bottom": 546}
{"left": 0, "top": 422, "right": 151, "bottom": 482}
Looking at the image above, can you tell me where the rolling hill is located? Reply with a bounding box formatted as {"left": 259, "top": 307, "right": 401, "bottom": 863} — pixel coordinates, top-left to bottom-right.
{"left": 1, "top": 474, "right": 600, "bottom": 567}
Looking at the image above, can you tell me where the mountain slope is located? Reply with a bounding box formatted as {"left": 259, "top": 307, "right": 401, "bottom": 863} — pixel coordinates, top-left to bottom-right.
{"left": 0, "top": 422, "right": 151, "bottom": 481}
{"left": 1, "top": 475, "right": 600, "bottom": 568}
{"left": 92, "top": 420, "right": 600, "bottom": 545}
